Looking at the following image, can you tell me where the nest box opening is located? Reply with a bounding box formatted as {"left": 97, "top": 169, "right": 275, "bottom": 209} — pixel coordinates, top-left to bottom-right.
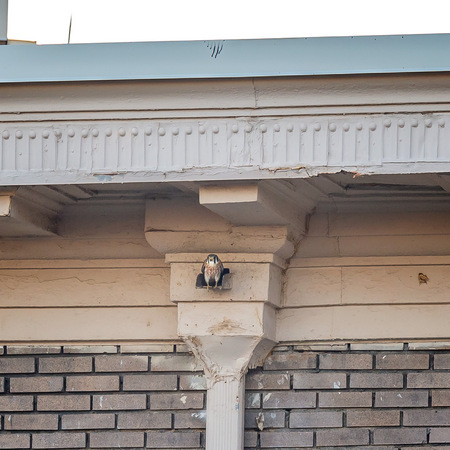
{"left": 196, "top": 268, "right": 232, "bottom": 290}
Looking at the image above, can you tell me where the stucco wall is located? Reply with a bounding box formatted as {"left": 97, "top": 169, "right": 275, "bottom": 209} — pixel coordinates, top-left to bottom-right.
{"left": 279, "top": 209, "right": 450, "bottom": 342}
{"left": 1, "top": 205, "right": 450, "bottom": 344}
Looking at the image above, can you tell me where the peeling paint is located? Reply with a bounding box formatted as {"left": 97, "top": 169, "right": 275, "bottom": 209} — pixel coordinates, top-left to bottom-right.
{"left": 256, "top": 412, "right": 264, "bottom": 431}
{"left": 191, "top": 411, "right": 206, "bottom": 421}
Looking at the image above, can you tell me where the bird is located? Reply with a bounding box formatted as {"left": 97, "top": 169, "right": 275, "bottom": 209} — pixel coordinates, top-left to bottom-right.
{"left": 201, "top": 254, "right": 224, "bottom": 290}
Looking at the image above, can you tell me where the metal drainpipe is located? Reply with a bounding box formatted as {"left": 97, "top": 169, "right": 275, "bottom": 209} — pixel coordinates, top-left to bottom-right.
{"left": 0, "top": 0, "right": 8, "bottom": 44}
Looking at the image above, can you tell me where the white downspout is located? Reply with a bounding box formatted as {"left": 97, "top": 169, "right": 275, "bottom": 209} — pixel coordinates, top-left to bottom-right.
{"left": 177, "top": 304, "right": 278, "bottom": 450}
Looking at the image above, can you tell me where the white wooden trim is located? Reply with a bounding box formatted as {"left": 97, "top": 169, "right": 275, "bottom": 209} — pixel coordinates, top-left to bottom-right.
{"left": 1, "top": 114, "right": 450, "bottom": 185}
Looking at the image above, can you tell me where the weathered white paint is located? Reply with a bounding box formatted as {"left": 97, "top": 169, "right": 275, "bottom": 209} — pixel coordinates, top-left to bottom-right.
{"left": 206, "top": 378, "right": 245, "bottom": 450}
{"left": 145, "top": 197, "right": 298, "bottom": 258}
{"left": 199, "top": 183, "right": 309, "bottom": 228}
{"left": 1, "top": 75, "right": 450, "bottom": 119}
{"left": 1, "top": 114, "right": 450, "bottom": 185}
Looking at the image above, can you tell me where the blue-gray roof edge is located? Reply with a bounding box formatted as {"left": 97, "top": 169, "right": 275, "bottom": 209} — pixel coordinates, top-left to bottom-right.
{"left": 1, "top": 34, "right": 450, "bottom": 83}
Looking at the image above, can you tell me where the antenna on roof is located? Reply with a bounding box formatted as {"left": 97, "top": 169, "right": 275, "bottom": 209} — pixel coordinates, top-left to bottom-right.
{"left": 68, "top": 14, "right": 72, "bottom": 44}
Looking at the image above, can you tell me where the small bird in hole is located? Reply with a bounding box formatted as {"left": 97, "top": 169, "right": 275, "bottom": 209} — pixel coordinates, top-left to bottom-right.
{"left": 418, "top": 273, "right": 429, "bottom": 284}
{"left": 202, "top": 254, "right": 224, "bottom": 290}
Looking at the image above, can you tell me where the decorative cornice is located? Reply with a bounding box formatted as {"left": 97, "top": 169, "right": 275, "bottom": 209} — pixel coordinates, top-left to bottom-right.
{"left": 1, "top": 114, "right": 449, "bottom": 185}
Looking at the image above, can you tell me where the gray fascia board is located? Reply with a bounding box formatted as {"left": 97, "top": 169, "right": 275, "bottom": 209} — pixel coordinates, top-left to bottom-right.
{"left": 1, "top": 34, "right": 450, "bottom": 83}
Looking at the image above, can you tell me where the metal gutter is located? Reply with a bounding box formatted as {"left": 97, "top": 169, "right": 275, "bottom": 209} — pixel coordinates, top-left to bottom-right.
{"left": 1, "top": 34, "right": 450, "bottom": 83}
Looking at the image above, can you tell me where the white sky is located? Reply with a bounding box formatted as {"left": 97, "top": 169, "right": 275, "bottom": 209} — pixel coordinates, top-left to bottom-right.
{"left": 6, "top": 0, "right": 450, "bottom": 45}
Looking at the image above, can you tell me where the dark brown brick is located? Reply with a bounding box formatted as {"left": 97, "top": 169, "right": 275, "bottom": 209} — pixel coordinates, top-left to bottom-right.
{"left": 66, "top": 375, "right": 119, "bottom": 391}
{"left": 434, "top": 353, "right": 450, "bottom": 369}
{"left": 118, "top": 411, "right": 172, "bottom": 429}
{"left": 32, "top": 432, "right": 86, "bottom": 449}
{"left": 146, "top": 431, "right": 201, "bottom": 448}
{"left": 150, "top": 392, "right": 204, "bottom": 410}
{"left": 373, "top": 428, "right": 427, "bottom": 445}
{"left": 246, "top": 372, "right": 290, "bottom": 390}
{"left": 150, "top": 354, "right": 202, "bottom": 372}
{"left": 433, "top": 389, "right": 450, "bottom": 406}
{"left": 375, "top": 390, "right": 428, "bottom": 407}
{"left": 0, "top": 357, "right": 35, "bottom": 374}
{"left": 63, "top": 345, "right": 117, "bottom": 354}
{"left": 174, "top": 411, "right": 207, "bottom": 429}
{"left": 179, "top": 374, "right": 206, "bottom": 390}
{"left": 37, "top": 394, "right": 90, "bottom": 411}
{"left": 350, "top": 372, "right": 403, "bottom": 388}
{"left": 122, "top": 374, "right": 177, "bottom": 391}
{"left": 376, "top": 353, "right": 429, "bottom": 370}
{"left": 245, "top": 411, "right": 285, "bottom": 429}
{"left": 319, "top": 353, "right": 372, "bottom": 370}
{"left": 4, "top": 413, "right": 58, "bottom": 430}
{"left": 246, "top": 392, "right": 261, "bottom": 409}
{"left": 0, "top": 395, "right": 33, "bottom": 411}
{"left": 293, "top": 372, "right": 346, "bottom": 390}
{"left": 244, "top": 431, "right": 258, "bottom": 447}
{"left": 263, "top": 391, "right": 316, "bottom": 409}
{"left": 263, "top": 352, "right": 316, "bottom": 370}
{"left": 290, "top": 411, "right": 342, "bottom": 428}
{"left": 408, "top": 372, "right": 450, "bottom": 388}
{"left": 10, "top": 376, "right": 63, "bottom": 393}
{"left": 404, "top": 409, "right": 450, "bottom": 426}
{"left": 316, "top": 428, "right": 369, "bottom": 447}
{"left": 95, "top": 355, "right": 148, "bottom": 372}
{"left": 430, "top": 427, "right": 450, "bottom": 444}
{"left": 7, "top": 346, "right": 61, "bottom": 355}
{"left": 92, "top": 394, "right": 147, "bottom": 410}
{"left": 38, "top": 356, "right": 92, "bottom": 373}
{"left": 90, "top": 431, "right": 145, "bottom": 448}
{"left": 0, "top": 433, "right": 30, "bottom": 449}
{"left": 260, "top": 430, "right": 313, "bottom": 447}
{"left": 61, "top": 413, "right": 115, "bottom": 430}
{"left": 347, "top": 409, "right": 400, "bottom": 427}
{"left": 319, "top": 391, "right": 372, "bottom": 408}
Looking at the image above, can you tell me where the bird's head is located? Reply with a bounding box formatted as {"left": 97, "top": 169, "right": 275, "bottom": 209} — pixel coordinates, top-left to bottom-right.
{"left": 205, "top": 254, "right": 219, "bottom": 265}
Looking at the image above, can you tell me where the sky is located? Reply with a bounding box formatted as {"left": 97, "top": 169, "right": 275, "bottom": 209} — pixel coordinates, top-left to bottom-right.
{"left": 6, "top": 0, "right": 450, "bottom": 45}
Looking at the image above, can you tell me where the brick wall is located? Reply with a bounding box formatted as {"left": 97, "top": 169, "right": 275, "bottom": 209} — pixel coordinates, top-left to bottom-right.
{"left": 0, "top": 344, "right": 206, "bottom": 449}
{"left": 0, "top": 343, "right": 449, "bottom": 449}
{"left": 245, "top": 343, "right": 450, "bottom": 449}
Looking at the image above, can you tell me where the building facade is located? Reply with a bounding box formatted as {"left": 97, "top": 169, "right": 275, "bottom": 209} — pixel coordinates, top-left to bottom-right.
{"left": 0, "top": 36, "right": 450, "bottom": 449}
